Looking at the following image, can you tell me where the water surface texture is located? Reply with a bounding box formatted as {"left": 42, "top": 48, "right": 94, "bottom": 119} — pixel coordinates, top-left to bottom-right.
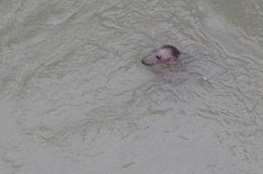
{"left": 0, "top": 0, "right": 263, "bottom": 173}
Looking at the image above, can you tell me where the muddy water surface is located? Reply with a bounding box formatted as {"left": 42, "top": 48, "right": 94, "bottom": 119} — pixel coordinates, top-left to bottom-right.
{"left": 0, "top": 0, "right": 262, "bottom": 173}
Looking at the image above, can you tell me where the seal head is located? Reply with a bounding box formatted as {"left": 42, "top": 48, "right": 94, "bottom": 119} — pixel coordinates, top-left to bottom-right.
{"left": 141, "top": 45, "right": 180, "bottom": 66}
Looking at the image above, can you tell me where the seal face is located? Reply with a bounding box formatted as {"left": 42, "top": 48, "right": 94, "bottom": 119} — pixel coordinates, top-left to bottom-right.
{"left": 141, "top": 45, "right": 180, "bottom": 66}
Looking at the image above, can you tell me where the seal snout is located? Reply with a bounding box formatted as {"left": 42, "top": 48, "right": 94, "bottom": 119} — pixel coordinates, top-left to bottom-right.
{"left": 141, "top": 59, "right": 153, "bottom": 66}
{"left": 141, "top": 45, "right": 180, "bottom": 66}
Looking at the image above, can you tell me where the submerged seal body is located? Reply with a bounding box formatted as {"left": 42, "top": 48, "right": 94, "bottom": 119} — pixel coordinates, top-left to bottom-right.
{"left": 141, "top": 45, "right": 180, "bottom": 66}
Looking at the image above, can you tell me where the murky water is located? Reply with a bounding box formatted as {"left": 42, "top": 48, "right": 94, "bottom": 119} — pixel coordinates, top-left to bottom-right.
{"left": 0, "top": 0, "right": 262, "bottom": 173}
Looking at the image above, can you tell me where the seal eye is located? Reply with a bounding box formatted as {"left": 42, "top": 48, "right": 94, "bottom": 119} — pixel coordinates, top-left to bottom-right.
{"left": 156, "top": 55, "right": 161, "bottom": 60}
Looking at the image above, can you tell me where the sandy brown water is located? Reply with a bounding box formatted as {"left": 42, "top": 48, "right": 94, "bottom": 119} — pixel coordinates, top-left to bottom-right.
{"left": 0, "top": 0, "right": 263, "bottom": 173}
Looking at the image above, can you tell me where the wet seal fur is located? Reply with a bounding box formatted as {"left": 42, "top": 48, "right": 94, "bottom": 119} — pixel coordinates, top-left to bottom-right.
{"left": 141, "top": 45, "right": 211, "bottom": 86}
{"left": 141, "top": 45, "right": 180, "bottom": 67}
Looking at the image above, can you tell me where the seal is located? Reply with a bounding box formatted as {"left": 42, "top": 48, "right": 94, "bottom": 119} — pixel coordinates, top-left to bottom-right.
{"left": 141, "top": 45, "right": 180, "bottom": 66}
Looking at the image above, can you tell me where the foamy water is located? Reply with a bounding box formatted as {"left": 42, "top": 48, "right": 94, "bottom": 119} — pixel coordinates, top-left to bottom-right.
{"left": 0, "top": 0, "right": 262, "bottom": 173}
